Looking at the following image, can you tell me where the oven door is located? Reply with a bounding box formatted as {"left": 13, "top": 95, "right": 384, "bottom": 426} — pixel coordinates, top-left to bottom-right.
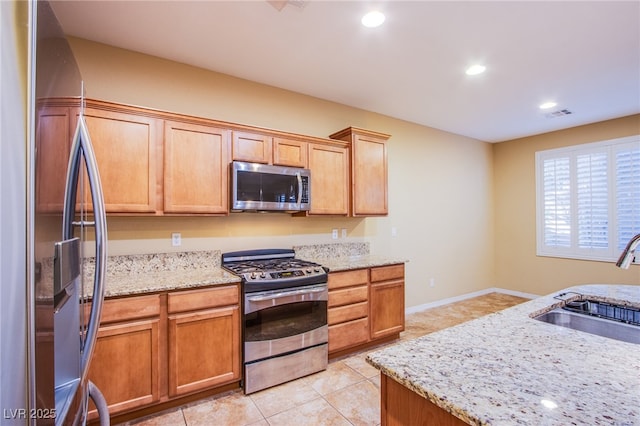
{"left": 244, "top": 283, "right": 328, "bottom": 363}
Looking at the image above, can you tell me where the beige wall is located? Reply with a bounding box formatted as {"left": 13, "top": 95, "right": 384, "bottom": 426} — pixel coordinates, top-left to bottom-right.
{"left": 494, "top": 115, "right": 640, "bottom": 295}
{"left": 68, "top": 38, "right": 496, "bottom": 308}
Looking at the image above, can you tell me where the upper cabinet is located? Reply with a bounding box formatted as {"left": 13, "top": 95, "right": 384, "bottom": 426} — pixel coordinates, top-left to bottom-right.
{"left": 307, "top": 142, "right": 349, "bottom": 215}
{"left": 273, "top": 137, "right": 308, "bottom": 168}
{"left": 229, "top": 129, "right": 351, "bottom": 215}
{"left": 330, "top": 127, "right": 390, "bottom": 216}
{"left": 35, "top": 104, "right": 75, "bottom": 213}
{"left": 40, "top": 98, "right": 390, "bottom": 217}
{"left": 232, "top": 131, "right": 272, "bottom": 164}
{"left": 77, "top": 99, "right": 230, "bottom": 216}
{"left": 82, "top": 106, "right": 162, "bottom": 214}
{"left": 164, "top": 121, "right": 230, "bottom": 214}
{"left": 232, "top": 132, "right": 309, "bottom": 168}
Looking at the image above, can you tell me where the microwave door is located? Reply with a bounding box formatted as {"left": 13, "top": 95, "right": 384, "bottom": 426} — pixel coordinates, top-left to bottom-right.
{"left": 231, "top": 161, "right": 310, "bottom": 212}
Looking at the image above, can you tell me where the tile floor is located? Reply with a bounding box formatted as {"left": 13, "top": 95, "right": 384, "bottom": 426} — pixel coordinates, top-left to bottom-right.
{"left": 125, "top": 292, "right": 529, "bottom": 426}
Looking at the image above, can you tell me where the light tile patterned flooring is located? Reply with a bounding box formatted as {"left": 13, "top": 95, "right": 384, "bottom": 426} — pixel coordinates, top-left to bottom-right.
{"left": 125, "top": 293, "right": 528, "bottom": 426}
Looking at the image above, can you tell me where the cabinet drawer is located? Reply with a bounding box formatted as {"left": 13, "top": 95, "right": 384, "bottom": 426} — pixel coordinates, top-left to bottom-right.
{"left": 168, "top": 285, "right": 239, "bottom": 314}
{"left": 328, "top": 318, "right": 369, "bottom": 353}
{"left": 370, "top": 264, "right": 404, "bottom": 282}
{"left": 328, "top": 269, "right": 369, "bottom": 290}
{"left": 328, "top": 285, "right": 368, "bottom": 308}
{"left": 328, "top": 301, "right": 368, "bottom": 325}
{"left": 100, "top": 294, "right": 160, "bottom": 324}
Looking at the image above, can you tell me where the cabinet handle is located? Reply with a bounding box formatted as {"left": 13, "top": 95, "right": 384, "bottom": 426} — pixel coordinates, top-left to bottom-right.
{"left": 247, "top": 286, "right": 326, "bottom": 302}
{"left": 296, "top": 172, "right": 302, "bottom": 208}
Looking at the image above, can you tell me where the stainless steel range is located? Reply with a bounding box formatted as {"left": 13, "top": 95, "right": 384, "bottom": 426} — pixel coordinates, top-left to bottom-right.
{"left": 222, "top": 249, "right": 328, "bottom": 394}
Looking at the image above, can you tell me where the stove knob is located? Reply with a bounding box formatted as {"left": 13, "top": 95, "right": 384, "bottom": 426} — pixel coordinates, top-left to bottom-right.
{"left": 306, "top": 269, "right": 312, "bottom": 274}
{"left": 260, "top": 273, "right": 266, "bottom": 279}
{"left": 250, "top": 272, "right": 257, "bottom": 280}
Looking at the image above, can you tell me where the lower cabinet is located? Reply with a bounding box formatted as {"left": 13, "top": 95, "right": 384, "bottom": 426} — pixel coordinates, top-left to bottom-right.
{"left": 328, "top": 269, "right": 369, "bottom": 353}
{"left": 370, "top": 264, "right": 405, "bottom": 340}
{"left": 328, "top": 264, "right": 405, "bottom": 356}
{"left": 87, "top": 295, "right": 161, "bottom": 419}
{"left": 86, "top": 265, "right": 402, "bottom": 417}
{"left": 167, "top": 286, "right": 241, "bottom": 397}
{"left": 87, "top": 285, "right": 241, "bottom": 421}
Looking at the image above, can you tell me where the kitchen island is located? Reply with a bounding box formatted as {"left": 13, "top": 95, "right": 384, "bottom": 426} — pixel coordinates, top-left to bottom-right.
{"left": 366, "top": 284, "right": 640, "bottom": 425}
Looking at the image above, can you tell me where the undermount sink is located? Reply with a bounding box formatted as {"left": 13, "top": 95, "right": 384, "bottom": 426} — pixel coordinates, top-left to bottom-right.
{"left": 534, "top": 306, "right": 640, "bottom": 345}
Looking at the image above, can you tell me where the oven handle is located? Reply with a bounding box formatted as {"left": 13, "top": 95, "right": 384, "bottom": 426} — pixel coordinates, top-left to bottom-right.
{"left": 247, "top": 285, "right": 326, "bottom": 302}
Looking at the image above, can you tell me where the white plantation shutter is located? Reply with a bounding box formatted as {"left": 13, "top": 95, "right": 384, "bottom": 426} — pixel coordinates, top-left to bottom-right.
{"left": 615, "top": 143, "right": 640, "bottom": 251}
{"left": 536, "top": 135, "right": 640, "bottom": 262}
{"left": 576, "top": 150, "right": 609, "bottom": 250}
{"left": 542, "top": 157, "right": 571, "bottom": 247}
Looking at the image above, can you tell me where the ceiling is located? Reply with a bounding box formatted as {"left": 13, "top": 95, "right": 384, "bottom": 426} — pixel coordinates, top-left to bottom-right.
{"left": 50, "top": 1, "right": 640, "bottom": 143}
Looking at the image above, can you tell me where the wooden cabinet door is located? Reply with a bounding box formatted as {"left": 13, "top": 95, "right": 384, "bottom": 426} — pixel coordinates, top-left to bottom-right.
{"left": 82, "top": 108, "right": 161, "bottom": 213}
{"left": 232, "top": 131, "right": 272, "bottom": 163}
{"left": 87, "top": 319, "right": 160, "bottom": 417}
{"left": 35, "top": 105, "right": 73, "bottom": 212}
{"left": 370, "top": 277, "right": 405, "bottom": 340}
{"left": 308, "top": 143, "right": 349, "bottom": 215}
{"left": 164, "top": 121, "right": 230, "bottom": 214}
{"left": 352, "top": 133, "right": 388, "bottom": 216}
{"left": 168, "top": 306, "right": 240, "bottom": 397}
{"left": 86, "top": 295, "right": 160, "bottom": 419}
{"left": 273, "top": 137, "right": 307, "bottom": 167}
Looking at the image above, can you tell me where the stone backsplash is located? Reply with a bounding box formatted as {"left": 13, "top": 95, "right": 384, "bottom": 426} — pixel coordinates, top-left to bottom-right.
{"left": 293, "top": 242, "right": 369, "bottom": 260}
{"left": 40, "top": 250, "right": 222, "bottom": 283}
{"left": 98, "top": 250, "right": 222, "bottom": 277}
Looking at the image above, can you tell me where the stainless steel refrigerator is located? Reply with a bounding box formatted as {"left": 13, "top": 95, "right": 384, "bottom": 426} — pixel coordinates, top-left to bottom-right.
{"left": 1, "top": 1, "right": 109, "bottom": 424}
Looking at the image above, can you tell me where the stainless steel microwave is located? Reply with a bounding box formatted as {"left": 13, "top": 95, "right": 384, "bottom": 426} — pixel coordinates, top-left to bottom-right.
{"left": 231, "top": 161, "right": 311, "bottom": 212}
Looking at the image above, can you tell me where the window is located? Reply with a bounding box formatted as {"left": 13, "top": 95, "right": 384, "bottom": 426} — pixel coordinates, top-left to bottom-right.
{"left": 535, "top": 135, "right": 640, "bottom": 263}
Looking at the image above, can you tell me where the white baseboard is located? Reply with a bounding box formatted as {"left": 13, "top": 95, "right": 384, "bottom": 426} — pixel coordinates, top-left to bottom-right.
{"left": 405, "top": 287, "right": 539, "bottom": 315}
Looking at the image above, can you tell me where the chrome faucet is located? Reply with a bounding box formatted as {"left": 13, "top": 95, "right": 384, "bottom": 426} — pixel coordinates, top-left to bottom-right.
{"left": 616, "top": 233, "right": 640, "bottom": 269}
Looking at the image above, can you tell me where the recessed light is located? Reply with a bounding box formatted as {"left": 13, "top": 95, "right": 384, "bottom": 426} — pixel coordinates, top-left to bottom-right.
{"left": 362, "top": 11, "right": 385, "bottom": 28}
{"left": 539, "top": 101, "right": 558, "bottom": 110}
{"left": 465, "top": 64, "right": 486, "bottom": 76}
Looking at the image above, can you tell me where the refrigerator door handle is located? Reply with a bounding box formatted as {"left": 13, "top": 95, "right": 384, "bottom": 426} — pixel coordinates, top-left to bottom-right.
{"left": 62, "top": 114, "right": 108, "bottom": 379}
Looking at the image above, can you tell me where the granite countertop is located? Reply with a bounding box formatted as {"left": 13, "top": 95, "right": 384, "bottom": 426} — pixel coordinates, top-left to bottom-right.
{"left": 366, "top": 284, "right": 640, "bottom": 426}
{"left": 100, "top": 254, "right": 405, "bottom": 298}
{"left": 37, "top": 250, "right": 240, "bottom": 300}
{"left": 306, "top": 254, "right": 407, "bottom": 273}
{"left": 104, "top": 267, "right": 240, "bottom": 298}
{"left": 42, "top": 243, "right": 406, "bottom": 299}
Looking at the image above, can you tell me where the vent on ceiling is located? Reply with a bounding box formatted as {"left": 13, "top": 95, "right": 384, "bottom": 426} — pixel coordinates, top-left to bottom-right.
{"left": 545, "top": 109, "right": 573, "bottom": 119}
{"left": 268, "top": 0, "right": 308, "bottom": 11}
